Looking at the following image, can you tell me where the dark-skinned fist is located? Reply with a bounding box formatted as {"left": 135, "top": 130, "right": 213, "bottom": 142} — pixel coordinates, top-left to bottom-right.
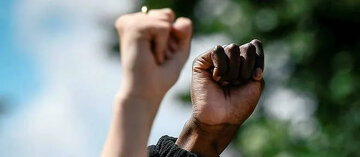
{"left": 191, "top": 40, "right": 265, "bottom": 125}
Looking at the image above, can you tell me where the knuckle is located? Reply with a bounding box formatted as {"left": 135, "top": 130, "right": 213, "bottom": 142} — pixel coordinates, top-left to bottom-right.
{"left": 181, "top": 17, "right": 193, "bottom": 27}
{"left": 188, "top": 19, "right": 193, "bottom": 27}
{"left": 241, "top": 43, "right": 255, "bottom": 53}
{"left": 226, "top": 43, "right": 239, "bottom": 53}
{"left": 211, "top": 45, "right": 224, "bottom": 59}
{"left": 163, "top": 8, "right": 175, "bottom": 17}
{"left": 214, "top": 45, "right": 224, "bottom": 52}
{"left": 248, "top": 43, "right": 256, "bottom": 52}
{"left": 228, "top": 43, "right": 238, "bottom": 48}
{"left": 251, "top": 39, "right": 262, "bottom": 46}
{"left": 115, "top": 14, "right": 139, "bottom": 30}
{"left": 114, "top": 15, "right": 127, "bottom": 29}
{"left": 115, "top": 14, "right": 149, "bottom": 33}
{"left": 241, "top": 43, "right": 252, "bottom": 49}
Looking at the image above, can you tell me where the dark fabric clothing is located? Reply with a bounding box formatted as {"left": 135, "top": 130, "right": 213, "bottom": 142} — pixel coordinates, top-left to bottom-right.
{"left": 147, "top": 135, "right": 199, "bottom": 157}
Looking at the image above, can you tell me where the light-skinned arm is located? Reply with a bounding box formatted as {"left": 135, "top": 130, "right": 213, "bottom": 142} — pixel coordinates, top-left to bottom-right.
{"left": 102, "top": 8, "right": 192, "bottom": 157}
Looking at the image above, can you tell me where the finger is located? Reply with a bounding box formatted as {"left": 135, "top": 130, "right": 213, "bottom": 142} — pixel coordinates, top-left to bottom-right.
{"left": 164, "top": 35, "right": 178, "bottom": 59}
{"left": 192, "top": 49, "right": 213, "bottom": 72}
{"left": 223, "top": 43, "right": 240, "bottom": 82}
{"left": 250, "top": 39, "right": 264, "bottom": 70}
{"left": 151, "top": 21, "right": 171, "bottom": 64}
{"left": 148, "top": 8, "right": 175, "bottom": 23}
{"left": 168, "top": 17, "right": 192, "bottom": 64}
{"left": 250, "top": 39, "right": 264, "bottom": 80}
{"left": 164, "top": 34, "right": 178, "bottom": 60}
{"left": 162, "top": 18, "right": 192, "bottom": 74}
{"left": 211, "top": 46, "right": 228, "bottom": 82}
{"left": 172, "top": 17, "right": 192, "bottom": 48}
{"left": 147, "top": 9, "right": 176, "bottom": 63}
{"left": 252, "top": 68, "right": 263, "bottom": 81}
{"left": 239, "top": 43, "right": 256, "bottom": 80}
{"left": 168, "top": 34, "right": 178, "bottom": 55}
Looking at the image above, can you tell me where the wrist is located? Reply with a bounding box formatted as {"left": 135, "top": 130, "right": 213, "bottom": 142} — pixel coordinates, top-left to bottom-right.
{"left": 175, "top": 116, "right": 239, "bottom": 157}
{"left": 118, "top": 80, "right": 164, "bottom": 106}
{"left": 114, "top": 89, "right": 162, "bottom": 121}
{"left": 104, "top": 92, "right": 158, "bottom": 157}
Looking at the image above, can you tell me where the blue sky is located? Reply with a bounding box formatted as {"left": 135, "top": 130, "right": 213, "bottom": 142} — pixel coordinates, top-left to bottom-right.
{"left": 0, "top": 0, "right": 41, "bottom": 106}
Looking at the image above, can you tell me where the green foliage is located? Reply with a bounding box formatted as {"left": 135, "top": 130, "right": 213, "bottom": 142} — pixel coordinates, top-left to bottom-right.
{"left": 126, "top": 0, "right": 360, "bottom": 156}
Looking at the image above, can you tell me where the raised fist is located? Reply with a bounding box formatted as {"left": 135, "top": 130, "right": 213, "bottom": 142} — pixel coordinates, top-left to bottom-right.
{"left": 191, "top": 40, "right": 265, "bottom": 125}
{"left": 115, "top": 8, "right": 192, "bottom": 108}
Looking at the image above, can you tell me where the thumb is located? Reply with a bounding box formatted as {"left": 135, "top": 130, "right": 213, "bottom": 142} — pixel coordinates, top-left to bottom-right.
{"left": 172, "top": 17, "right": 192, "bottom": 47}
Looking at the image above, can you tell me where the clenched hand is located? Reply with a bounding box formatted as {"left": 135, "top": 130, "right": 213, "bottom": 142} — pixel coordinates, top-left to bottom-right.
{"left": 176, "top": 40, "right": 265, "bottom": 157}
{"left": 191, "top": 40, "right": 265, "bottom": 125}
{"left": 115, "top": 8, "right": 192, "bottom": 112}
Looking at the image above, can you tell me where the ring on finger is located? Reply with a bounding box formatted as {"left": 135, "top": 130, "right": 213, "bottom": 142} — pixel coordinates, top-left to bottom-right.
{"left": 141, "top": 6, "right": 149, "bottom": 14}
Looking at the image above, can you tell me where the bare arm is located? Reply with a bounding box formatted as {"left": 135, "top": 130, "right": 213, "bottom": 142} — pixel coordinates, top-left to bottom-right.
{"left": 102, "top": 8, "right": 192, "bottom": 157}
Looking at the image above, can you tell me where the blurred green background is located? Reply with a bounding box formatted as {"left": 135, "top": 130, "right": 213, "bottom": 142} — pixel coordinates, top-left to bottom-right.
{"left": 117, "top": 0, "right": 360, "bottom": 156}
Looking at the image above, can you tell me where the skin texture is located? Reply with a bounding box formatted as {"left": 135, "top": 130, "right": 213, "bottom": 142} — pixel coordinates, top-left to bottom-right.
{"left": 102, "top": 8, "right": 192, "bottom": 157}
{"left": 176, "top": 40, "right": 265, "bottom": 157}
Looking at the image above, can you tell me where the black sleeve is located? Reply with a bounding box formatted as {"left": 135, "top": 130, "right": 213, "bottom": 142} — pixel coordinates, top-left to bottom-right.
{"left": 147, "top": 135, "right": 199, "bottom": 157}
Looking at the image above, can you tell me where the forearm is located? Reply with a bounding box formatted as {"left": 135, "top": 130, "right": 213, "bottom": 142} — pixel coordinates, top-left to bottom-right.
{"left": 102, "top": 93, "right": 159, "bottom": 157}
{"left": 175, "top": 117, "right": 239, "bottom": 157}
{"left": 102, "top": 8, "right": 192, "bottom": 157}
